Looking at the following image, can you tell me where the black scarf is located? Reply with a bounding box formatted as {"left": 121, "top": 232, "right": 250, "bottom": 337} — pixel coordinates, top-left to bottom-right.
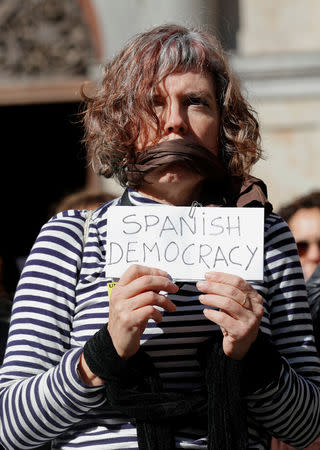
{"left": 84, "top": 326, "right": 282, "bottom": 450}
{"left": 84, "top": 325, "right": 247, "bottom": 450}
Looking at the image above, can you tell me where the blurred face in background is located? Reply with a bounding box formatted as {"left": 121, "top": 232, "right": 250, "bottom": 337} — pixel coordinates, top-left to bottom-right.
{"left": 288, "top": 207, "right": 320, "bottom": 280}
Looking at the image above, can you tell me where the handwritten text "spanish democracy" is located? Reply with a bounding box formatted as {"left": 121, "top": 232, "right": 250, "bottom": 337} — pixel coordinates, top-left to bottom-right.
{"left": 105, "top": 206, "right": 264, "bottom": 281}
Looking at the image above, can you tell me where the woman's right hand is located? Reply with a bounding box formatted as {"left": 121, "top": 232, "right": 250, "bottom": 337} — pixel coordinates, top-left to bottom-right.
{"left": 107, "top": 264, "right": 178, "bottom": 359}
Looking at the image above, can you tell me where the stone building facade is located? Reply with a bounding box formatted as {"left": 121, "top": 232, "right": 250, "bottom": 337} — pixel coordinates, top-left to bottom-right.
{"left": 235, "top": 0, "right": 320, "bottom": 210}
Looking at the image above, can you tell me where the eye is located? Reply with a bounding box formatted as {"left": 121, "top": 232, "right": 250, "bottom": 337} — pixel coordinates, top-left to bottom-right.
{"left": 297, "top": 241, "right": 309, "bottom": 256}
{"left": 186, "top": 95, "right": 209, "bottom": 107}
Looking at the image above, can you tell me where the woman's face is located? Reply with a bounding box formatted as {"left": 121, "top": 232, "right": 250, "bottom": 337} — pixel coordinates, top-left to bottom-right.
{"left": 136, "top": 72, "right": 221, "bottom": 204}
{"left": 288, "top": 207, "right": 320, "bottom": 280}
{"left": 138, "top": 71, "right": 220, "bottom": 153}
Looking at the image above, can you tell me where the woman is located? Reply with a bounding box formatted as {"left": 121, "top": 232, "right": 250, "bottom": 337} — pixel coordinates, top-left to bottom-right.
{"left": 1, "top": 24, "right": 320, "bottom": 450}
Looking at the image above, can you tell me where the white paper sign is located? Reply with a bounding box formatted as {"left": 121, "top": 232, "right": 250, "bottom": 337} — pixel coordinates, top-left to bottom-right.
{"left": 105, "top": 206, "right": 264, "bottom": 281}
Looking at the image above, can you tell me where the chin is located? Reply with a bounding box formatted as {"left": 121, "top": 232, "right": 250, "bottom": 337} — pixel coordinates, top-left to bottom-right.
{"left": 158, "top": 172, "right": 186, "bottom": 184}
{"left": 303, "top": 263, "right": 318, "bottom": 280}
{"left": 159, "top": 173, "right": 203, "bottom": 188}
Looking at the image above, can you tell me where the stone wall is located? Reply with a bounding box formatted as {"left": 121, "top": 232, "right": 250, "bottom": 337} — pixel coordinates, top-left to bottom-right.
{"left": 238, "top": 0, "right": 320, "bottom": 55}
{"left": 234, "top": 0, "right": 320, "bottom": 210}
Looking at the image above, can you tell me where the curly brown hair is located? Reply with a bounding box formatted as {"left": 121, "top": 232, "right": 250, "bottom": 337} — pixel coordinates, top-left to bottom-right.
{"left": 82, "top": 23, "right": 262, "bottom": 187}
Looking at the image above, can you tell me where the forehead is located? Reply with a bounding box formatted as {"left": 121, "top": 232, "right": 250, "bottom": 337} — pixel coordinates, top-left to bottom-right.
{"left": 155, "top": 71, "right": 215, "bottom": 94}
{"left": 289, "top": 207, "right": 320, "bottom": 238}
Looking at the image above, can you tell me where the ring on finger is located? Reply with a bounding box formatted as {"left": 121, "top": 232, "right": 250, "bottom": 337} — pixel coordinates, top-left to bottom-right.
{"left": 241, "top": 291, "right": 249, "bottom": 307}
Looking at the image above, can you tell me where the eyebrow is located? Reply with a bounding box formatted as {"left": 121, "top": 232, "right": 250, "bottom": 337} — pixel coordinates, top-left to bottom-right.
{"left": 153, "top": 89, "right": 215, "bottom": 100}
{"left": 185, "top": 90, "right": 214, "bottom": 99}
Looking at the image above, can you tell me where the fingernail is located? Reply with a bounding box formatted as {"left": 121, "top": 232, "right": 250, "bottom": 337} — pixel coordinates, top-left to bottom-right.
{"left": 197, "top": 281, "right": 207, "bottom": 290}
{"left": 205, "top": 272, "right": 215, "bottom": 279}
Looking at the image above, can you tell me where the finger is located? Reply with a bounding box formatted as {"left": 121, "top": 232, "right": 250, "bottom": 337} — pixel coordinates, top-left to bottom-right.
{"left": 129, "top": 305, "right": 164, "bottom": 326}
{"left": 203, "top": 307, "right": 260, "bottom": 340}
{"left": 117, "top": 264, "right": 168, "bottom": 286}
{"left": 203, "top": 308, "right": 239, "bottom": 334}
{"left": 251, "top": 300, "right": 265, "bottom": 319}
{"left": 130, "top": 291, "right": 176, "bottom": 313}
{"left": 197, "top": 280, "right": 247, "bottom": 307}
{"left": 115, "top": 275, "right": 178, "bottom": 300}
{"left": 199, "top": 292, "right": 264, "bottom": 321}
{"left": 198, "top": 273, "right": 263, "bottom": 307}
{"left": 199, "top": 294, "right": 251, "bottom": 319}
{"left": 237, "top": 289, "right": 264, "bottom": 309}
{"left": 205, "top": 271, "right": 249, "bottom": 292}
{"left": 221, "top": 327, "right": 228, "bottom": 337}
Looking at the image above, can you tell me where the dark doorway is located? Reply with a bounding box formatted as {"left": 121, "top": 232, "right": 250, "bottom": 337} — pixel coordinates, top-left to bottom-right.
{"left": 0, "top": 101, "right": 87, "bottom": 291}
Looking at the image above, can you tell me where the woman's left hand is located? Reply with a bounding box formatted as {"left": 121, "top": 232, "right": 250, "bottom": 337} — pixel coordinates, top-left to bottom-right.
{"left": 197, "top": 272, "right": 264, "bottom": 360}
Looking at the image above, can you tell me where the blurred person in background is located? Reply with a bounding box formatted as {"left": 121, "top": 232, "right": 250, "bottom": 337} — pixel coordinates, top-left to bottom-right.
{"left": 278, "top": 191, "right": 320, "bottom": 281}
{"left": 52, "top": 188, "right": 116, "bottom": 214}
{"left": 271, "top": 193, "right": 320, "bottom": 449}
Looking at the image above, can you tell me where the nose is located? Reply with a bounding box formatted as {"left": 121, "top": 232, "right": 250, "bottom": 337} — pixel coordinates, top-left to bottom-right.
{"left": 307, "top": 242, "right": 320, "bottom": 263}
{"left": 163, "top": 102, "right": 188, "bottom": 135}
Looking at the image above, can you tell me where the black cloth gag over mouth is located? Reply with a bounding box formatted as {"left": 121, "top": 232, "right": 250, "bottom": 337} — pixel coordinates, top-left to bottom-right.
{"left": 125, "top": 139, "right": 228, "bottom": 189}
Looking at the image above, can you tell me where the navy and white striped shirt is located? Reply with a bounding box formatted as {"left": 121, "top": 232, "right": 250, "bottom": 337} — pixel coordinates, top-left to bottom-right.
{"left": 1, "top": 189, "right": 320, "bottom": 449}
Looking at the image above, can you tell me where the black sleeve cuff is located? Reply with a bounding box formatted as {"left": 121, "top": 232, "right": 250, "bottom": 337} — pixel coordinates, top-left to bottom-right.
{"left": 83, "top": 324, "right": 156, "bottom": 388}
{"left": 83, "top": 324, "right": 128, "bottom": 382}
{"left": 241, "top": 331, "right": 282, "bottom": 395}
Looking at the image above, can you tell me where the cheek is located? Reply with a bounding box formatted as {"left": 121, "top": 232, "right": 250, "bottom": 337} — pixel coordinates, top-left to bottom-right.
{"left": 135, "top": 123, "right": 158, "bottom": 151}
{"left": 300, "top": 254, "right": 308, "bottom": 265}
{"left": 198, "top": 120, "right": 220, "bottom": 154}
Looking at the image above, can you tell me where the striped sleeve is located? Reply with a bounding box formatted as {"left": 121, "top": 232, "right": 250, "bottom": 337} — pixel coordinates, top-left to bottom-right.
{"left": 0, "top": 212, "right": 106, "bottom": 450}
{"left": 247, "top": 214, "right": 320, "bottom": 448}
